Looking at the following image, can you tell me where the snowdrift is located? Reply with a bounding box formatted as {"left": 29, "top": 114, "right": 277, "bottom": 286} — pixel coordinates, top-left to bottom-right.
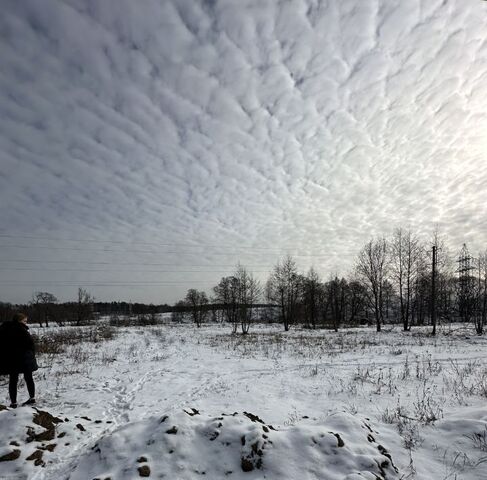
{"left": 69, "top": 409, "right": 399, "bottom": 480}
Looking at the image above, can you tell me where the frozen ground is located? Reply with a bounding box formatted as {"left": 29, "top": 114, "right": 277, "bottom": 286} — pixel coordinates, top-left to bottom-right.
{"left": 1, "top": 322, "right": 487, "bottom": 479}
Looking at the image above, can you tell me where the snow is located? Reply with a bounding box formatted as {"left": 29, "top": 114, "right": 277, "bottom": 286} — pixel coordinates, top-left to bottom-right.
{"left": 68, "top": 410, "right": 399, "bottom": 480}
{"left": 1, "top": 322, "right": 487, "bottom": 479}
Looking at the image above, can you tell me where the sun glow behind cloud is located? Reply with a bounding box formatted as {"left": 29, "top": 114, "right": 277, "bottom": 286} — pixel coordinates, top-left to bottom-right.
{"left": 0, "top": 0, "right": 486, "bottom": 303}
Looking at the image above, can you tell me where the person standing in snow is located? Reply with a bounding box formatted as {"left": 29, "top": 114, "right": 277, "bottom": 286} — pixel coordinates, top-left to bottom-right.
{"left": 0, "top": 312, "right": 38, "bottom": 408}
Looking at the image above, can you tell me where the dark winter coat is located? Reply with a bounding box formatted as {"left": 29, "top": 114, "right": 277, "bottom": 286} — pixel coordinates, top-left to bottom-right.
{"left": 0, "top": 321, "right": 38, "bottom": 375}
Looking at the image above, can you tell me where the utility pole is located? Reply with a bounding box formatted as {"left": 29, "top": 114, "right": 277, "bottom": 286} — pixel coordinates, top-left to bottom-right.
{"left": 431, "top": 245, "right": 437, "bottom": 336}
{"left": 476, "top": 257, "right": 483, "bottom": 334}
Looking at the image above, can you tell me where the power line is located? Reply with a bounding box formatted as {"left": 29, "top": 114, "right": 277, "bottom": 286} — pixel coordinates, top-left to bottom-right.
{"left": 0, "top": 243, "right": 354, "bottom": 258}
{"left": 0, "top": 233, "right": 279, "bottom": 250}
{"left": 0, "top": 281, "right": 219, "bottom": 286}
{"left": 0, "top": 233, "right": 357, "bottom": 255}
{"left": 0, "top": 234, "right": 355, "bottom": 295}
{"left": 0, "top": 259, "right": 271, "bottom": 267}
{"left": 0, "top": 266, "right": 272, "bottom": 273}
{"left": 0, "top": 244, "right": 263, "bottom": 255}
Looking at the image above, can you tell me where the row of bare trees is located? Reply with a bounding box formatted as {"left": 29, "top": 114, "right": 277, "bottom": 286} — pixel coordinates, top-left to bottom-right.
{"left": 0, "top": 288, "right": 95, "bottom": 327}
{"left": 175, "top": 257, "right": 366, "bottom": 334}
{"left": 266, "top": 258, "right": 371, "bottom": 332}
{"left": 176, "top": 228, "right": 487, "bottom": 335}
{"left": 352, "top": 229, "right": 487, "bottom": 334}
{"left": 213, "top": 265, "right": 261, "bottom": 333}
{"left": 175, "top": 265, "right": 262, "bottom": 333}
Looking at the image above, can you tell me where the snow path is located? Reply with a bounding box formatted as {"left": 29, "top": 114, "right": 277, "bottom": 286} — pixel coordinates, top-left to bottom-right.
{"left": 31, "top": 343, "right": 272, "bottom": 479}
{"left": 31, "top": 369, "right": 166, "bottom": 480}
{"left": 101, "top": 368, "right": 168, "bottom": 425}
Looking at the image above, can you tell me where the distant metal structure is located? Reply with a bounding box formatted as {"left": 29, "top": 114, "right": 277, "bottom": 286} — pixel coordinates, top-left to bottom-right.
{"left": 431, "top": 245, "right": 437, "bottom": 335}
{"left": 457, "top": 244, "right": 476, "bottom": 322}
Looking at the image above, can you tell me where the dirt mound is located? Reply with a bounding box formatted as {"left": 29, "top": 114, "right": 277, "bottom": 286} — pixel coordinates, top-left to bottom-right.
{"left": 68, "top": 410, "right": 400, "bottom": 480}
{"left": 0, "top": 403, "right": 98, "bottom": 477}
{"left": 0, "top": 404, "right": 402, "bottom": 479}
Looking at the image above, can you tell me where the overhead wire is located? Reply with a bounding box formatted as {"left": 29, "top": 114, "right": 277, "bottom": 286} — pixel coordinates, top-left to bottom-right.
{"left": 0, "top": 243, "right": 354, "bottom": 257}
{"left": 0, "top": 259, "right": 271, "bottom": 267}
{"left": 0, "top": 281, "right": 234, "bottom": 286}
{"left": 0, "top": 233, "right": 358, "bottom": 258}
{"left": 0, "top": 266, "right": 272, "bottom": 273}
{"left": 0, "top": 233, "right": 356, "bottom": 254}
{"left": 0, "top": 234, "right": 355, "bottom": 291}
{"left": 0, "top": 233, "right": 279, "bottom": 250}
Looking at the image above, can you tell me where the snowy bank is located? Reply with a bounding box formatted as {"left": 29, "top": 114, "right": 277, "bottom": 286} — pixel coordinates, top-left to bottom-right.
{"left": 69, "top": 409, "right": 400, "bottom": 479}
{"left": 0, "top": 405, "right": 400, "bottom": 480}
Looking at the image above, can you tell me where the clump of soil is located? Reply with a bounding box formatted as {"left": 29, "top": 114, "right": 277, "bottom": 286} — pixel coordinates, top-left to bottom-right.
{"left": 0, "top": 449, "right": 21, "bottom": 462}
{"left": 26, "top": 449, "right": 45, "bottom": 466}
{"left": 240, "top": 432, "right": 269, "bottom": 471}
{"left": 138, "top": 464, "right": 151, "bottom": 477}
{"left": 330, "top": 432, "right": 345, "bottom": 447}
{"left": 243, "top": 412, "right": 265, "bottom": 424}
{"left": 27, "top": 409, "right": 63, "bottom": 442}
{"left": 238, "top": 412, "right": 278, "bottom": 472}
{"left": 184, "top": 408, "right": 200, "bottom": 416}
{"left": 241, "top": 457, "right": 254, "bottom": 472}
{"left": 33, "top": 410, "right": 63, "bottom": 429}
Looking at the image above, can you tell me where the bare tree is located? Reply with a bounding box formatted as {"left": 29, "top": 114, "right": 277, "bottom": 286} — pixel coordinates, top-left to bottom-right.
{"left": 356, "top": 238, "right": 389, "bottom": 332}
{"left": 185, "top": 289, "right": 209, "bottom": 327}
{"left": 346, "top": 280, "right": 367, "bottom": 325}
{"left": 235, "top": 265, "right": 261, "bottom": 334}
{"left": 0, "top": 302, "right": 15, "bottom": 324}
{"left": 383, "top": 279, "right": 395, "bottom": 322}
{"left": 431, "top": 228, "right": 454, "bottom": 324}
{"left": 214, "top": 265, "right": 261, "bottom": 334}
{"left": 390, "top": 229, "right": 423, "bottom": 331}
{"left": 213, "top": 275, "right": 239, "bottom": 332}
{"left": 474, "top": 251, "right": 487, "bottom": 335}
{"left": 267, "top": 256, "right": 301, "bottom": 331}
{"left": 32, "top": 291, "right": 58, "bottom": 327}
{"left": 302, "top": 268, "right": 322, "bottom": 329}
{"left": 326, "top": 276, "right": 347, "bottom": 332}
{"left": 171, "top": 300, "right": 188, "bottom": 323}
{"left": 75, "top": 288, "right": 94, "bottom": 326}
{"left": 411, "top": 255, "right": 430, "bottom": 327}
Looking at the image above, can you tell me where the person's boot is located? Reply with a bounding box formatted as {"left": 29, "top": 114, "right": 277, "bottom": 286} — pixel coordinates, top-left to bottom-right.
{"left": 22, "top": 398, "right": 36, "bottom": 406}
{"left": 9, "top": 403, "right": 17, "bottom": 409}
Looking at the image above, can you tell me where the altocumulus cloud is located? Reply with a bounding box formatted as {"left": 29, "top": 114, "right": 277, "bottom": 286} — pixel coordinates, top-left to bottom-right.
{"left": 0, "top": 0, "right": 486, "bottom": 303}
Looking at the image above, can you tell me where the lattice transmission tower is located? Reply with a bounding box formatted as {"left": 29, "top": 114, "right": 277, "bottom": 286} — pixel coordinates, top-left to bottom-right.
{"left": 457, "top": 244, "right": 476, "bottom": 322}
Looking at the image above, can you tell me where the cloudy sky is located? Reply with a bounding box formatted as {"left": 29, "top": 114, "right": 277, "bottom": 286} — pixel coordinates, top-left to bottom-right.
{"left": 1, "top": 0, "right": 486, "bottom": 304}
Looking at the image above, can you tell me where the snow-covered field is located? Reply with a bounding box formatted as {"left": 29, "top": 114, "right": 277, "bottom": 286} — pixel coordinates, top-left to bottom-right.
{"left": 1, "top": 322, "right": 487, "bottom": 479}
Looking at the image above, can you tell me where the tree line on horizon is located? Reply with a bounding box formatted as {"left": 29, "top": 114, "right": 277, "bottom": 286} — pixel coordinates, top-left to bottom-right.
{"left": 175, "top": 228, "right": 487, "bottom": 335}
{"left": 1, "top": 228, "right": 486, "bottom": 335}
{"left": 0, "top": 289, "right": 173, "bottom": 327}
